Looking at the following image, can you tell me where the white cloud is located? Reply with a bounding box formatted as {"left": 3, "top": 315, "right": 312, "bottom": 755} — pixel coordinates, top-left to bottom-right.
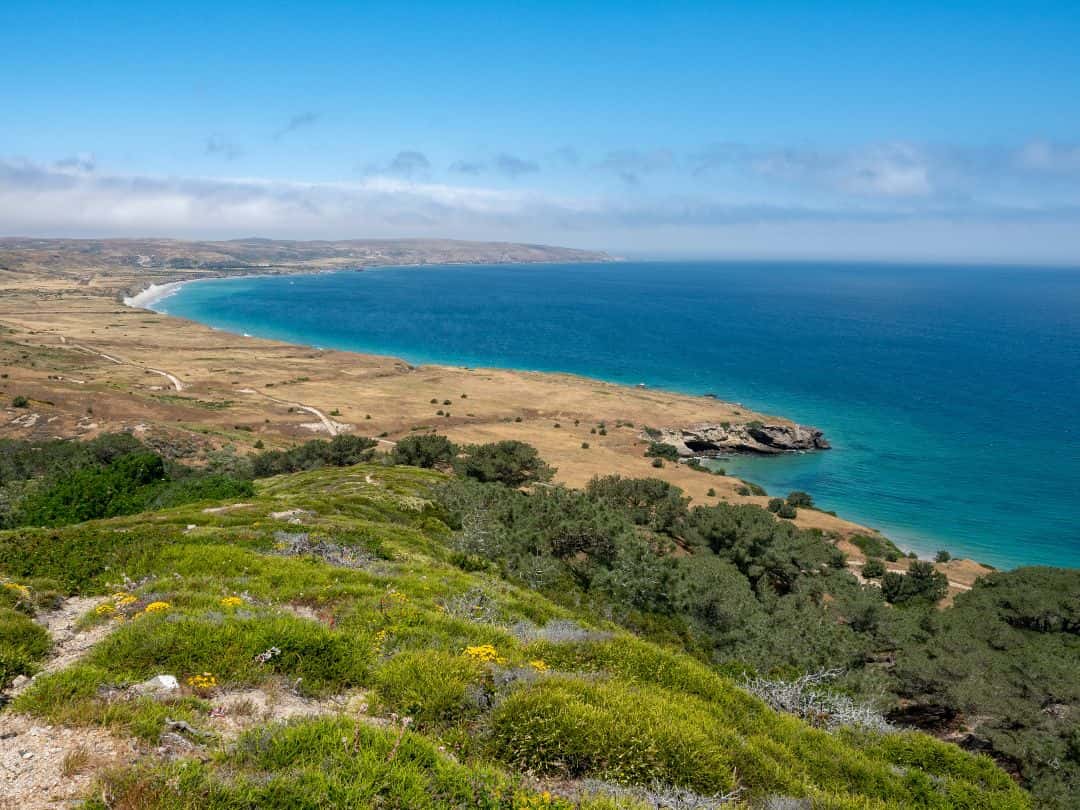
{"left": 0, "top": 155, "right": 1077, "bottom": 262}
{"left": 1017, "top": 140, "right": 1080, "bottom": 173}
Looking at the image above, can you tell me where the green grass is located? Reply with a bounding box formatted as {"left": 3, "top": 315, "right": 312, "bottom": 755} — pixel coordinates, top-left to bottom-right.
{"left": 0, "top": 604, "right": 50, "bottom": 688}
{"left": 82, "top": 716, "right": 639, "bottom": 809}
{"left": 0, "top": 463, "right": 1031, "bottom": 808}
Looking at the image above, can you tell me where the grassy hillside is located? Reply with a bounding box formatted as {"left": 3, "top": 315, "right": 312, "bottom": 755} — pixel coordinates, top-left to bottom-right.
{"left": 0, "top": 461, "right": 1032, "bottom": 809}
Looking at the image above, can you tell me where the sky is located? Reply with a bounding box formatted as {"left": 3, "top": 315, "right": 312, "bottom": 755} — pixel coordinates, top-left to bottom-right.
{"left": 2, "top": 0, "right": 1079, "bottom": 262}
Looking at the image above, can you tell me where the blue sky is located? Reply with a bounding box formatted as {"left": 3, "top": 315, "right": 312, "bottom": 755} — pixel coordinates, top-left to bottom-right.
{"left": 2, "top": 1, "right": 1079, "bottom": 261}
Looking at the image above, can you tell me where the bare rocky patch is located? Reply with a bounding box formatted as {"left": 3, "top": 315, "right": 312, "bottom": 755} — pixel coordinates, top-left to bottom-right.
{"left": 0, "top": 711, "right": 136, "bottom": 809}
{"left": 8, "top": 596, "right": 112, "bottom": 697}
{"left": 204, "top": 685, "right": 368, "bottom": 740}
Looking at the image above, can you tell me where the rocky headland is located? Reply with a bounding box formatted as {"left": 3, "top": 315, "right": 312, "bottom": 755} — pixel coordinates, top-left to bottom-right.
{"left": 652, "top": 421, "right": 831, "bottom": 456}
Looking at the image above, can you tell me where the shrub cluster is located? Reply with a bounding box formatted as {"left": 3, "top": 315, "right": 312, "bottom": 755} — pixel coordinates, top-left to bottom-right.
{"left": 250, "top": 435, "right": 377, "bottom": 477}
{"left": 1, "top": 434, "right": 254, "bottom": 529}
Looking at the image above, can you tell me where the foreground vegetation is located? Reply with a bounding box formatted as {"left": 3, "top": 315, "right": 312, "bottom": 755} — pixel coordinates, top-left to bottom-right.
{"left": 0, "top": 434, "right": 1075, "bottom": 807}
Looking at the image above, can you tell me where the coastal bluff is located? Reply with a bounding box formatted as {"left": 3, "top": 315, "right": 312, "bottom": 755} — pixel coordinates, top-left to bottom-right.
{"left": 653, "top": 421, "right": 830, "bottom": 456}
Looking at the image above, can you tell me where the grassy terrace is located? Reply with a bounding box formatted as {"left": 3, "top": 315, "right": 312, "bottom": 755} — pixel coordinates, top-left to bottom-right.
{"left": 0, "top": 463, "right": 1028, "bottom": 809}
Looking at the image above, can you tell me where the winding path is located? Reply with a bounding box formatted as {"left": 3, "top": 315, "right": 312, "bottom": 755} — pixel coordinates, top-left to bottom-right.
{"left": 67, "top": 341, "right": 184, "bottom": 391}
{"left": 238, "top": 389, "right": 339, "bottom": 436}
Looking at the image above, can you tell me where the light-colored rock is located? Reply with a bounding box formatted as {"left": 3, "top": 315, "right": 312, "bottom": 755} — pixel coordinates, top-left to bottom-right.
{"left": 132, "top": 674, "right": 180, "bottom": 695}
{"left": 651, "top": 422, "right": 830, "bottom": 457}
{"left": 11, "top": 675, "right": 31, "bottom": 689}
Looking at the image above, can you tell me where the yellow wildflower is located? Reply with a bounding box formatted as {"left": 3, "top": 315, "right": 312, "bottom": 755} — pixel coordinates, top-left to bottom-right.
{"left": 220, "top": 596, "right": 244, "bottom": 608}
{"left": 3, "top": 581, "right": 30, "bottom": 598}
{"left": 464, "top": 644, "right": 507, "bottom": 665}
{"left": 529, "top": 659, "right": 549, "bottom": 672}
{"left": 186, "top": 672, "right": 217, "bottom": 690}
{"left": 95, "top": 603, "right": 116, "bottom": 615}
{"left": 143, "top": 601, "right": 171, "bottom": 613}
{"left": 116, "top": 595, "right": 138, "bottom": 607}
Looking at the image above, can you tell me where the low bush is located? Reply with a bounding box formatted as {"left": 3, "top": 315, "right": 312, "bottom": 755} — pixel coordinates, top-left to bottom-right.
{"left": 850, "top": 534, "right": 900, "bottom": 560}
{"left": 391, "top": 433, "right": 457, "bottom": 469}
{"left": 83, "top": 717, "right": 602, "bottom": 810}
{"left": 374, "top": 649, "right": 483, "bottom": 724}
{"left": 644, "top": 442, "right": 680, "bottom": 461}
{"left": 881, "top": 561, "right": 948, "bottom": 605}
{"left": 861, "top": 559, "right": 886, "bottom": 579}
{"left": 251, "top": 435, "right": 377, "bottom": 477}
{"left": 787, "top": 491, "right": 814, "bottom": 508}
{"left": 488, "top": 675, "right": 739, "bottom": 793}
{"left": 0, "top": 606, "right": 51, "bottom": 688}
{"left": 454, "top": 441, "right": 554, "bottom": 487}
{"left": 86, "top": 610, "right": 372, "bottom": 695}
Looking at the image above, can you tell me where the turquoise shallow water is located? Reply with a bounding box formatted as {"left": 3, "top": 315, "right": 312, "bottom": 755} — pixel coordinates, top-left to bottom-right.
{"left": 155, "top": 261, "right": 1080, "bottom": 569}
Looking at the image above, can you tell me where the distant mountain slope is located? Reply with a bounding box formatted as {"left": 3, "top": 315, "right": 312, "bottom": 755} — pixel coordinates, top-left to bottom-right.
{"left": 0, "top": 237, "right": 613, "bottom": 288}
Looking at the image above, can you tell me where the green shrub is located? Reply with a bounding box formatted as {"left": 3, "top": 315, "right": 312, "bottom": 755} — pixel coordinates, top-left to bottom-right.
{"left": 861, "top": 559, "right": 886, "bottom": 579}
{"left": 16, "top": 451, "right": 167, "bottom": 526}
{"left": 251, "top": 435, "right": 376, "bottom": 477}
{"left": 0, "top": 524, "right": 179, "bottom": 591}
{"left": 0, "top": 606, "right": 51, "bottom": 687}
{"left": 787, "top": 491, "right": 814, "bottom": 508}
{"left": 488, "top": 676, "right": 738, "bottom": 793}
{"left": 374, "top": 650, "right": 483, "bottom": 724}
{"left": 935, "top": 550, "right": 952, "bottom": 563}
{"left": 644, "top": 442, "right": 680, "bottom": 461}
{"left": 148, "top": 474, "right": 254, "bottom": 509}
{"left": 455, "top": 441, "right": 554, "bottom": 487}
{"left": 11, "top": 395, "right": 29, "bottom": 408}
{"left": 392, "top": 434, "right": 457, "bottom": 469}
{"left": 86, "top": 610, "right": 371, "bottom": 695}
{"left": 85, "top": 717, "right": 530, "bottom": 810}
{"left": 882, "top": 561, "right": 948, "bottom": 605}
{"left": 850, "top": 534, "right": 900, "bottom": 560}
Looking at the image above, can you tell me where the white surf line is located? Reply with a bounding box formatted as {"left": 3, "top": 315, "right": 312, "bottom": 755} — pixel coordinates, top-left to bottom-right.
{"left": 238, "top": 388, "right": 339, "bottom": 436}
{"left": 66, "top": 342, "right": 184, "bottom": 391}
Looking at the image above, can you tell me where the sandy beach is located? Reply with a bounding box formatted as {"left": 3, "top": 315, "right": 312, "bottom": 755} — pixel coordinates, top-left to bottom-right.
{"left": 121, "top": 280, "right": 187, "bottom": 309}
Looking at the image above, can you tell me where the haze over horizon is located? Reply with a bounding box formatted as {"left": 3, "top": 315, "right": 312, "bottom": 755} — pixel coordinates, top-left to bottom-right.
{"left": 3, "top": 1, "right": 1080, "bottom": 263}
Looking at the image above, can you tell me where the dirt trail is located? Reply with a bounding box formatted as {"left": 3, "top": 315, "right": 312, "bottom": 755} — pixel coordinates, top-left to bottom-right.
{"left": 67, "top": 342, "right": 184, "bottom": 392}
{"left": 0, "top": 596, "right": 132, "bottom": 809}
{"left": 11, "top": 597, "right": 112, "bottom": 695}
{"left": 238, "top": 388, "right": 341, "bottom": 436}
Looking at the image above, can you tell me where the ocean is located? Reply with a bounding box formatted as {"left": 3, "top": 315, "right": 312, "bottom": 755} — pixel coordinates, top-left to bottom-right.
{"left": 153, "top": 261, "right": 1080, "bottom": 570}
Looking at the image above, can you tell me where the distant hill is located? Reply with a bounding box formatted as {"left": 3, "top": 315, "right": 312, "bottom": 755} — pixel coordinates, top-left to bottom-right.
{"left": 0, "top": 237, "right": 613, "bottom": 290}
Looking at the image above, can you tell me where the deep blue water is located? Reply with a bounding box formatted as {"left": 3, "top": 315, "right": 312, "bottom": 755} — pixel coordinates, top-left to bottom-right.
{"left": 156, "top": 261, "right": 1080, "bottom": 570}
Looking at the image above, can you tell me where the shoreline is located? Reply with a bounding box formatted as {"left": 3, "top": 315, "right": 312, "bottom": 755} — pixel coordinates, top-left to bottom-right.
{"left": 0, "top": 241, "right": 1004, "bottom": 590}
{"left": 122, "top": 280, "right": 188, "bottom": 309}
{"left": 125, "top": 272, "right": 970, "bottom": 570}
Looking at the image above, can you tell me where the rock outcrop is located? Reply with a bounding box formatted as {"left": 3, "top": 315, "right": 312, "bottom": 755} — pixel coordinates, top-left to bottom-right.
{"left": 651, "top": 422, "right": 830, "bottom": 456}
